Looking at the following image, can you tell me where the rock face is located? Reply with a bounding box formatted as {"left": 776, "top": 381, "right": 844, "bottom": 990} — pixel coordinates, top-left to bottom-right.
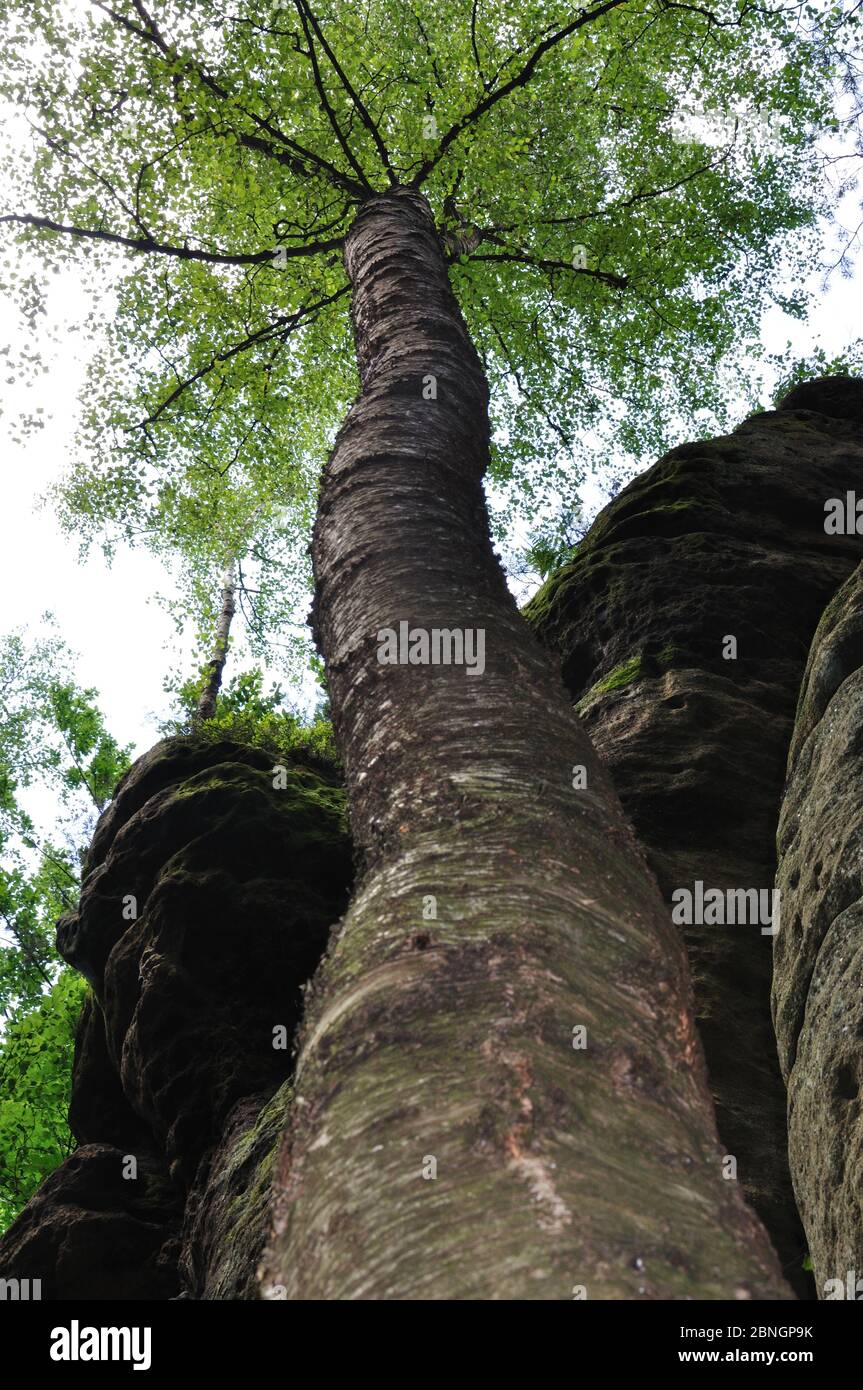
{"left": 525, "top": 376, "right": 863, "bottom": 1293}
{"left": 0, "top": 1144, "right": 182, "bottom": 1301}
{"left": 0, "top": 736, "right": 351, "bottom": 1298}
{"left": 180, "top": 1083, "right": 293, "bottom": 1300}
{"left": 774, "top": 559, "right": 863, "bottom": 1294}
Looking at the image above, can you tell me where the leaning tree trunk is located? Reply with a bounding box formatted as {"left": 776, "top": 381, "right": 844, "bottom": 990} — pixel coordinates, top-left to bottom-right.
{"left": 261, "top": 187, "right": 790, "bottom": 1299}
{"left": 195, "top": 560, "right": 237, "bottom": 722}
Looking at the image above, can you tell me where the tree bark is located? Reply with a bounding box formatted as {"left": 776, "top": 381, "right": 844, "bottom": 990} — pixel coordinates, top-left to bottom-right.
{"left": 261, "top": 187, "right": 791, "bottom": 1299}
{"left": 195, "top": 560, "right": 236, "bottom": 723}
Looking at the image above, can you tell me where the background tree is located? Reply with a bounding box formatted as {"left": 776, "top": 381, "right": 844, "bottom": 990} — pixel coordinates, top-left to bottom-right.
{"left": 0, "top": 625, "right": 130, "bottom": 1232}
{"left": 161, "top": 661, "right": 336, "bottom": 759}
{"left": 0, "top": 624, "right": 132, "bottom": 1014}
{"left": 0, "top": 971, "right": 85, "bottom": 1231}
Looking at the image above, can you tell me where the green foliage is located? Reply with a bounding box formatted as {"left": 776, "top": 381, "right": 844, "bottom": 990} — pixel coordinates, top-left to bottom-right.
{"left": 769, "top": 338, "right": 863, "bottom": 405}
{"left": 161, "top": 665, "right": 339, "bottom": 770}
{"left": 0, "top": 622, "right": 133, "bottom": 831}
{"left": 0, "top": 969, "right": 86, "bottom": 1232}
{"left": 0, "top": 854, "right": 73, "bottom": 1019}
{"left": 46, "top": 682, "right": 133, "bottom": 809}
{"left": 0, "top": 622, "right": 132, "bottom": 1018}
{"left": 0, "top": 0, "right": 854, "bottom": 632}
{"left": 0, "top": 627, "right": 130, "bottom": 1234}
{"left": 523, "top": 537, "right": 576, "bottom": 581}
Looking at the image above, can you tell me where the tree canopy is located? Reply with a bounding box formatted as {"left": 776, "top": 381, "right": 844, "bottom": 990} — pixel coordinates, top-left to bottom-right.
{"left": 1, "top": 0, "right": 858, "bottom": 665}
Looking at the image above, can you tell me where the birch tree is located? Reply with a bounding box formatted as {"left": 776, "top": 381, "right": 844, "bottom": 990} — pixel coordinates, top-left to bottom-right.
{"left": 0, "top": 0, "right": 857, "bottom": 1297}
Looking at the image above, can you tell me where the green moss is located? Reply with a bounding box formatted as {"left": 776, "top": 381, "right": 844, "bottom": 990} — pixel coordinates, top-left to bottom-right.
{"left": 521, "top": 569, "right": 565, "bottom": 627}
{"left": 655, "top": 498, "right": 697, "bottom": 512}
{"left": 593, "top": 655, "right": 645, "bottom": 694}
{"left": 576, "top": 655, "right": 645, "bottom": 710}
{"left": 201, "top": 1081, "right": 295, "bottom": 1300}
{"left": 166, "top": 758, "right": 346, "bottom": 827}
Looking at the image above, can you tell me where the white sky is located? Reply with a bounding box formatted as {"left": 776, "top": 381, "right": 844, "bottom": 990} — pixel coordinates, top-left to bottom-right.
{"left": 0, "top": 273, "right": 198, "bottom": 754}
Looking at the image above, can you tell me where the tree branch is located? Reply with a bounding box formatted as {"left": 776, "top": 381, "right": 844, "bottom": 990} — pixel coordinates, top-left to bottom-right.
{"left": 488, "top": 316, "right": 573, "bottom": 450}
{"left": 88, "top": 0, "right": 369, "bottom": 199}
{"left": 470, "top": 0, "right": 491, "bottom": 91}
{"left": 468, "top": 248, "right": 628, "bottom": 290}
{"left": 410, "top": 0, "right": 630, "bottom": 187}
{"left": 297, "top": 0, "right": 398, "bottom": 186}
{"left": 0, "top": 213, "right": 341, "bottom": 265}
{"left": 137, "top": 284, "right": 350, "bottom": 427}
{"left": 0, "top": 910, "right": 53, "bottom": 984}
{"left": 293, "top": 0, "right": 375, "bottom": 191}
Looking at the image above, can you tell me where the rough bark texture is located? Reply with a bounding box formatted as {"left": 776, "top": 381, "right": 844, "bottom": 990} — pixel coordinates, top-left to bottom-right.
{"left": 0, "top": 735, "right": 351, "bottom": 1299}
{"left": 774, "top": 556, "right": 863, "bottom": 1293}
{"left": 524, "top": 376, "right": 863, "bottom": 1295}
{"left": 261, "top": 188, "right": 791, "bottom": 1300}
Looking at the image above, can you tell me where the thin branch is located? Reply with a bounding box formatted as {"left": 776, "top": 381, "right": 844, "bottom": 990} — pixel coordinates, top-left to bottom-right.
{"left": 0, "top": 910, "right": 53, "bottom": 984}
{"left": 298, "top": 0, "right": 398, "bottom": 185}
{"left": 0, "top": 213, "right": 341, "bottom": 265}
{"left": 488, "top": 317, "right": 572, "bottom": 450}
{"left": 88, "top": 0, "right": 368, "bottom": 199}
{"left": 52, "top": 726, "right": 103, "bottom": 814}
{"left": 470, "top": 0, "right": 491, "bottom": 91}
{"left": 410, "top": 0, "right": 630, "bottom": 187}
{"left": 28, "top": 120, "right": 148, "bottom": 237}
{"left": 293, "top": 0, "right": 375, "bottom": 191}
{"left": 138, "top": 284, "right": 350, "bottom": 427}
{"left": 469, "top": 249, "right": 628, "bottom": 290}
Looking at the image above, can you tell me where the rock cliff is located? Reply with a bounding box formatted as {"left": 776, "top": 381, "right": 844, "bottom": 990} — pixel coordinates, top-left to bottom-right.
{"left": 773, "top": 557, "right": 863, "bottom": 1293}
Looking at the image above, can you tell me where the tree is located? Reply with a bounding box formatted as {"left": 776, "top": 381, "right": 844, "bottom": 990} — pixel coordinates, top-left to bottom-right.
{"left": 0, "top": 627, "right": 130, "bottom": 1232}
{"left": 161, "top": 662, "right": 337, "bottom": 761}
{"left": 0, "top": 624, "right": 132, "bottom": 1017}
{"left": 0, "top": 970, "right": 86, "bottom": 1231}
{"left": 1, "top": 0, "right": 858, "bottom": 1297}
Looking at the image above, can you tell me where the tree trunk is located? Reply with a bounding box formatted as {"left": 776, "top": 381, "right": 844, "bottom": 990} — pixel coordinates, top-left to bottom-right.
{"left": 261, "top": 188, "right": 790, "bottom": 1299}
{"left": 195, "top": 560, "right": 236, "bottom": 723}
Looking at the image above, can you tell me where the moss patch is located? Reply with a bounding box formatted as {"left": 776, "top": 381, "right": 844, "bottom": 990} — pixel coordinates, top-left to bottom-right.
{"left": 577, "top": 655, "right": 645, "bottom": 710}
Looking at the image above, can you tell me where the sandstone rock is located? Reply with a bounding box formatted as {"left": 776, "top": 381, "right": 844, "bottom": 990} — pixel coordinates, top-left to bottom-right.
{"left": 68, "top": 992, "right": 152, "bottom": 1152}
{"left": 525, "top": 376, "right": 863, "bottom": 1293}
{"left": 0, "top": 1143, "right": 181, "bottom": 1300}
{"left": 2, "top": 735, "right": 352, "bottom": 1298}
{"left": 180, "top": 1083, "right": 292, "bottom": 1300}
{"left": 57, "top": 737, "right": 352, "bottom": 1190}
{"left": 774, "top": 559, "right": 863, "bottom": 1293}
